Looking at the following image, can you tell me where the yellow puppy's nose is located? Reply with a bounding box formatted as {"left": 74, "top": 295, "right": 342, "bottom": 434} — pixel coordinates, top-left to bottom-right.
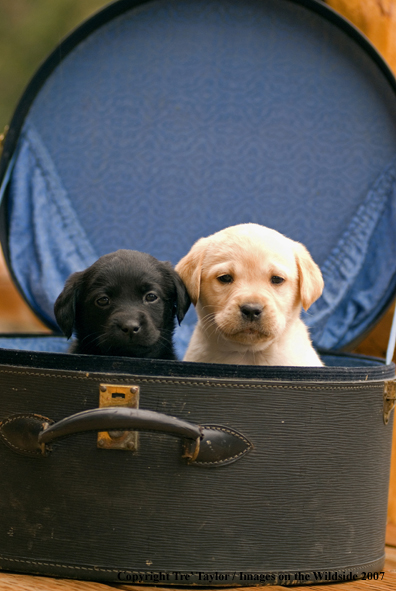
{"left": 240, "top": 303, "right": 263, "bottom": 322}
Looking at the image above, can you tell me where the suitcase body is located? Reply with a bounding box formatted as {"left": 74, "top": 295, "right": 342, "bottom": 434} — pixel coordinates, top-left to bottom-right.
{"left": 0, "top": 0, "right": 396, "bottom": 584}
{"left": 0, "top": 350, "right": 393, "bottom": 585}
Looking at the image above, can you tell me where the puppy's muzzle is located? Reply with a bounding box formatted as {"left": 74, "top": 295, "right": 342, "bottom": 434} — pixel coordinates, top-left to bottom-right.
{"left": 240, "top": 303, "right": 263, "bottom": 322}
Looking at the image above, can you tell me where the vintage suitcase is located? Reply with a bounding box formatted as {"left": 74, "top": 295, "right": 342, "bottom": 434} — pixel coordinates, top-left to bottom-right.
{"left": 0, "top": 0, "right": 396, "bottom": 585}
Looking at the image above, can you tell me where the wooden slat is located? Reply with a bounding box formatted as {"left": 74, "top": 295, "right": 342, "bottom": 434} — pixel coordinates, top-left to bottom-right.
{"left": 386, "top": 522, "right": 396, "bottom": 548}
{"left": 0, "top": 251, "right": 49, "bottom": 333}
{"left": 326, "top": 0, "right": 396, "bottom": 76}
{"left": 0, "top": 573, "right": 118, "bottom": 590}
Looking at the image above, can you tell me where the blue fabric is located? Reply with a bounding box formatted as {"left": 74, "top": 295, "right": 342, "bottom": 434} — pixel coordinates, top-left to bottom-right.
{"left": 307, "top": 160, "right": 396, "bottom": 349}
{"left": 0, "top": 336, "right": 69, "bottom": 353}
{"left": 2, "top": 0, "right": 396, "bottom": 356}
{"left": 8, "top": 125, "right": 98, "bottom": 330}
{"left": 21, "top": 0, "right": 396, "bottom": 268}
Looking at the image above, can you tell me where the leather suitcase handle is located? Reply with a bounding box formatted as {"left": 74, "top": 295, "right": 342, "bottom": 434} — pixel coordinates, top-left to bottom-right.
{"left": 0, "top": 409, "right": 253, "bottom": 467}
{"left": 38, "top": 407, "right": 202, "bottom": 444}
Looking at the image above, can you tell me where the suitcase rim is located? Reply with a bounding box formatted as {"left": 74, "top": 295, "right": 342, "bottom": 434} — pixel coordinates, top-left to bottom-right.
{"left": 0, "top": 340, "right": 392, "bottom": 382}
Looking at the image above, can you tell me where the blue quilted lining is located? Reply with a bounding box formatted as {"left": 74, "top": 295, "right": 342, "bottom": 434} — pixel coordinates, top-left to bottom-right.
{"left": 0, "top": 336, "right": 69, "bottom": 353}
{"left": 8, "top": 126, "right": 98, "bottom": 329}
{"left": 307, "top": 160, "right": 396, "bottom": 349}
{"left": 2, "top": 0, "right": 396, "bottom": 357}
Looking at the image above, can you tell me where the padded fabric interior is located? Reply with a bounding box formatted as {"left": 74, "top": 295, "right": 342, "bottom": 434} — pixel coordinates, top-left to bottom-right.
{"left": 3, "top": 0, "right": 396, "bottom": 356}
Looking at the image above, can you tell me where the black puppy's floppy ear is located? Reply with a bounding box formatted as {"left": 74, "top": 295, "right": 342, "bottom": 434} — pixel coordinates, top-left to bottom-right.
{"left": 173, "top": 268, "right": 191, "bottom": 324}
{"left": 162, "top": 263, "right": 191, "bottom": 324}
{"left": 54, "top": 270, "right": 84, "bottom": 338}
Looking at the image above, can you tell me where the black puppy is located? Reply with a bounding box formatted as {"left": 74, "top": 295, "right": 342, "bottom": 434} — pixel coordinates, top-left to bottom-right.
{"left": 54, "top": 249, "right": 190, "bottom": 359}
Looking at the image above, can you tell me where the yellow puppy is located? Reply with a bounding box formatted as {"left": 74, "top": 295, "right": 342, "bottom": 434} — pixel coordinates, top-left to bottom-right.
{"left": 175, "top": 223, "right": 324, "bottom": 366}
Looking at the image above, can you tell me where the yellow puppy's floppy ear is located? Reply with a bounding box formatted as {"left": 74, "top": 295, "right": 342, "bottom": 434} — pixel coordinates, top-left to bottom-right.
{"left": 294, "top": 243, "right": 324, "bottom": 311}
{"left": 175, "top": 238, "right": 207, "bottom": 306}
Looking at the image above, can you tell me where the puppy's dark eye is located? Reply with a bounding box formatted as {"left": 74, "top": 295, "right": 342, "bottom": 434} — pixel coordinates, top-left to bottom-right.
{"left": 271, "top": 276, "right": 285, "bottom": 285}
{"left": 217, "top": 274, "right": 233, "bottom": 284}
{"left": 145, "top": 292, "right": 158, "bottom": 303}
{"left": 96, "top": 296, "right": 110, "bottom": 307}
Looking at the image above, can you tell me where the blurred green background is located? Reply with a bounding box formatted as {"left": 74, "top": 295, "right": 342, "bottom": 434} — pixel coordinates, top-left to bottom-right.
{"left": 0, "top": 0, "right": 111, "bottom": 132}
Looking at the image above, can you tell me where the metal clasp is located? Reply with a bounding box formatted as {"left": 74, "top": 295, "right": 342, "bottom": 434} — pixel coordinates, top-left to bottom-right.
{"left": 384, "top": 380, "right": 396, "bottom": 425}
{"left": 97, "top": 384, "right": 140, "bottom": 450}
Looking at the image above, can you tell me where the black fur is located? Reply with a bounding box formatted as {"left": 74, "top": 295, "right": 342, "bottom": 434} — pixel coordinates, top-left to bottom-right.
{"left": 54, "top": 250, "right": 190, "bottom": 359}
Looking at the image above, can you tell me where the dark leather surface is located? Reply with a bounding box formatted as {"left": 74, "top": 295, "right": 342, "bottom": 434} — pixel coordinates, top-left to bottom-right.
{"left": 0, "top": 413, "right": 51, "bottom": 457}
{"left": 0, "top": 360, "right": 392, "bottom": 582}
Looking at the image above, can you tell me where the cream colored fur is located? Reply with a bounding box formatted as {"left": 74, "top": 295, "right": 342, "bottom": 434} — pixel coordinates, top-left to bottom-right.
{"left": 175, "top": 223, "right": 324, "bottom": 366}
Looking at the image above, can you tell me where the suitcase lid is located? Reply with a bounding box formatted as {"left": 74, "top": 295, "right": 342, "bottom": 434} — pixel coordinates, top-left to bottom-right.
{"left": 1, "top": 0, "right": 396, "bottom": 358}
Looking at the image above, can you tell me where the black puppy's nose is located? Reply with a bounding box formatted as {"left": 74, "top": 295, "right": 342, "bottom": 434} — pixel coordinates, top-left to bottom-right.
{"left": 117, "top": 319, "right": 141, "bottom": 334}
{"left": 240, "top": 303, "right": 263, "bottom": 322}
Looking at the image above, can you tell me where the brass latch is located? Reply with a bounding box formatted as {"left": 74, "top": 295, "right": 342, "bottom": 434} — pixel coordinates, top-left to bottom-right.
{"left": 384, "top": 380, "right": 396, "bottom": 425}
{"left": 97, "top": 384, "right": 140, "bottom": 450}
